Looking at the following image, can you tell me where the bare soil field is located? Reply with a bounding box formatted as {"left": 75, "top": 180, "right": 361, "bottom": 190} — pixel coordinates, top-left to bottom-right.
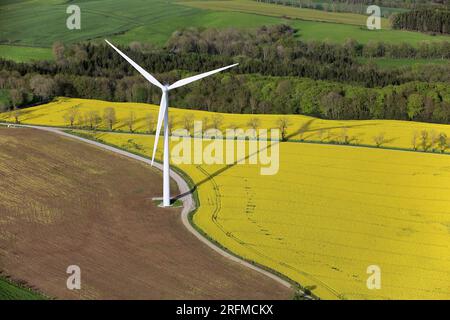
{"left": 0, "top": 127, "right": 292, "bottom": 299}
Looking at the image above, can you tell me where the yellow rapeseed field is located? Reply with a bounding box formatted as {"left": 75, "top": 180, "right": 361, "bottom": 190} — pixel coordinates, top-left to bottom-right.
{"left": 1, "top": 97, "right": 450, "bottom": 152}
{"left": 72, "top": 130, "right": 450, "bottom": 300}
{"left": 2, "top": 98, "right": 450, "bottom": 299}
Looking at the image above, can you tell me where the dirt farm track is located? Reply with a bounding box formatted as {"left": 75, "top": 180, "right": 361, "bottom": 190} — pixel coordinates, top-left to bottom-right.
{"left": 0, "top": 127, "right": 292, "bottom": 299}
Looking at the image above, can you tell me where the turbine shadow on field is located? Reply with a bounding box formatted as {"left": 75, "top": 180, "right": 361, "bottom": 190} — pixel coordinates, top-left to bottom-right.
{"left": 173, "top": 139, "right": 280, "bottom": 201}
{"left": 8, "top": 109, "right": 43, "bottom": 122}
{"left": 286, "top": 119, "right": 315, "bottom": 140}
{"left": 286, "top": 121, "right": 380, "bottom": 140}
{"left": 173, "top": 122, "right": 383, "bottom": 201}
{"left": 133, "top": 116, "right": 148, "bottom": 132}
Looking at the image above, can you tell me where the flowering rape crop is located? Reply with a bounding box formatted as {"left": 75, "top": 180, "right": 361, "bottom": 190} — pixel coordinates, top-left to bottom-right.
{"left": 3, "top": 97, "right": 450, "bottom": 299}
{"left": 2, "top": 97, "right": 450, "bottom": 152}
{"left": 75, "top": 130, "right": 450, "bottom": 300}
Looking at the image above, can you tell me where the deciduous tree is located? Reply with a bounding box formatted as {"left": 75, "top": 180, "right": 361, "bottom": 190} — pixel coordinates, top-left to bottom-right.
{"left": 276, "top": 117, "right": 290, "bottom": 141}
{"left": 103, "top": 107, "right": 117, "bottom": 131}
{"left": 63, "top": 105, "right": 80, "bottom": 127}
{"left": 125, "top": 111, "right": 136, "bottom": 132}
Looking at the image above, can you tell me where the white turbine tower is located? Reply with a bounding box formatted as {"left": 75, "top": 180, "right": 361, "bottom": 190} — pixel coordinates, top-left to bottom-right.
{"left": 105, "top": 40, "right": 238, "bottom": 207}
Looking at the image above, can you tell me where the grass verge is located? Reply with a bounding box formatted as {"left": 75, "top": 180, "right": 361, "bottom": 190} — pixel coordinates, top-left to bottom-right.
{"left": 0, "top": 276, "right": 46, "bottom": 300}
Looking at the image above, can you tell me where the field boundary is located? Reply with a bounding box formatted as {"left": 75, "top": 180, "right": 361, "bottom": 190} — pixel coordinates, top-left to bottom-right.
{"left": 2, "top": 120, "right": 448, "bottom": 156}
{"left": 1, "top": 123, "right": 307, "bottom": 298}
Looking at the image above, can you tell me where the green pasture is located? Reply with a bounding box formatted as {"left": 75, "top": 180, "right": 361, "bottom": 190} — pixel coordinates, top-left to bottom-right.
{"left": 0, "top": 0, "right": 448, "bottom": 62}
{"left": 0, "top": 45, "right": 53, "bottom": 62}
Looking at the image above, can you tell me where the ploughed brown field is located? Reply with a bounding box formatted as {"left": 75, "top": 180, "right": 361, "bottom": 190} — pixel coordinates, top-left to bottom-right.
{"left": 0, "top": 127, "right": 292, "bottom": 299}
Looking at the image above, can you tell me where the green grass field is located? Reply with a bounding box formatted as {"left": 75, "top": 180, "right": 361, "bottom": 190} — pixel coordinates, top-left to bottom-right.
{"left": 177, "top": 0, "right": 450, "bottom": 45}
{"left": 178, "top": 0, "right": 384, "bottom": 26}
{"left": 113, "top": 10, "right": 450, "bottom": 47}
{"left": 267, "top": 0, "right": 408, "bottom": 17}
{"left": 0, "top": 277, "right": 45, "bottom": 300}
{"left": 1, "top": 0, "right": 449, "bottom": 62}
{"left": 109, "top": 10, "right": 285, "bottom": 46}
{"left": 0, "top": 45, "right": 53, "bottom": 62}
{"left": 288, "top": 20, "right": 450, "bottom": 44}
{"left": 0, "top": 0, "right": 201, "bottom": 47}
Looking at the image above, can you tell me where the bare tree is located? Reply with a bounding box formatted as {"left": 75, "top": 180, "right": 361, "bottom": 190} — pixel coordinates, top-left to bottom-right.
{"left": 182, "top": 113, "right": 195, "bottom": 135}
{"left": 420, "top": 130, "right": 430, "bottom": 151}
{"left": 145, "top": 113, "right": 155, "bottom": 133}
{"left": 9, "top": 89, "right": 24, "bottom": 110}
{"left": 29, "top": 75, "right": 55, "bottom": 101}
{"left": 63, "top": 105, "right": 79, "bottom": 127}
{"left": 12, "top": 106, "right": 22, "bottom": 124}
{"left": 373, "top": 132, "right": 386, "bottom": 148}
{"left": 86, "top": 110, "right": 101, "bottom": 130}
{"left": 247, "top": 117, "right": 260, "bottom": 137}
{"left": 103, "top": 107, "right": 116, "bottom": 131}
{"left": 276, "top": 117, "right": 290, "bottom": 141}
{"left": 249, "top": 96, "right": 258, "bottom": 114}
{"left": 429, "top": 130, "right": 439, "bottom": 152}
{"left": 438, "top": 132, "right": 448, "bottom": 153}
{"left": 211, "top": 114, "right": 224, "bottom": 130}
{"left": 125, "top": 111, "right": 136, "bottom": 133}
{"left": 52, "top": 41, "right": 65, "bottom": 64}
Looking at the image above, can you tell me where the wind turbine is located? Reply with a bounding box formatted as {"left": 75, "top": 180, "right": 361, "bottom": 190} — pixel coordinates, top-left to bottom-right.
{"left": 105, "top": 40, "right": 238, "bottom": 207}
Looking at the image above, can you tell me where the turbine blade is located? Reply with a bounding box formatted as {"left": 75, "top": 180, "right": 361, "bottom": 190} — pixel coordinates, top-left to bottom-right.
{"left": 151, "top": 93, "right": 167, "bottom": 166}
{"left": 168, "top": 63, "right": 239, "bottom": 90}
{"left": 105, "top": 39, "right": 164, "bottom": 90}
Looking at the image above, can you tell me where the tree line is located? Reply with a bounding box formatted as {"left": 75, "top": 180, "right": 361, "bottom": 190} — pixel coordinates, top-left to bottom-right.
{"left": 63, "top": 107, "right": 449, "bottom": 154}
{"left": 391, "top": 8, "right": 450, "bottom": 34}
{"left": 1, "top": 26, "right": 449, "bottom": 90}
{"left": 166, "top": 25, "right": 450, "bottom": 60}
{"left": 1, "top": 69, "right": 449, "bottom": 124}
{"left": 51, "top": 105, "right": 447, "bottom": 154}
{"left": 0, "top": 26, "right": 449, "bottom": 124}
